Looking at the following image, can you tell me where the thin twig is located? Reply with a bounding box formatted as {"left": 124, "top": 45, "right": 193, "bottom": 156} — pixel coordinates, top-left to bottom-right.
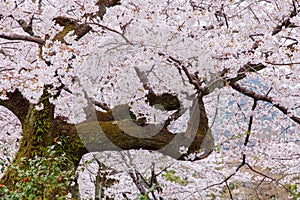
{"left": 225, "top": 181, "right": 234, "bottom": 200}
{"left": 88, "top": 21, "right": 133, "bottom": 44}
{"left": 244, "top": 100, "right": 257, "bottom": 146}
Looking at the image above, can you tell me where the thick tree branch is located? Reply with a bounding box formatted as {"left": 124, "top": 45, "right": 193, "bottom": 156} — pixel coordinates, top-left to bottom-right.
{"left": 16, "top": 17, "right": 34, "bottom": 36}
{"left": 53, "top": 1, "right": 120, "bottom": 42}
{"left": 0, "top": 33, "right": 45, "bottom": 45}
{"left": 0, "top": 89, "right": 30, "bottom": 124}
{"left": 94, "top": 100, "right": 110, "bottom": 111}
{"left": 134, "top": 67, "right": 181, "bottom": 112}
{"left": 78, "top": 120, "right": 213, "bottom": 160}
{"left": 53, "top": 16, "right": 92, "bottom": 41}
{"left": 78, "top": 97, "right": 214, "bottom": 161}
{"left": 230, "top": 82, "right": 300, "bottom": 124}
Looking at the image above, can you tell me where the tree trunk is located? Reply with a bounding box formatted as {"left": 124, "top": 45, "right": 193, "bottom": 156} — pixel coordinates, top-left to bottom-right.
{"left": 0, "top": 1, "right": 214, "bottom": 198}
{"left": 0, "top": 90, "right": 88, "bottom": 198}
{"left": 0, "top": 90, "right": 213, "bottom": 198}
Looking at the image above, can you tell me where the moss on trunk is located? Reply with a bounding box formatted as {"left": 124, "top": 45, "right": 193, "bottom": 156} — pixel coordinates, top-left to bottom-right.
{"left": 0, "top": 92, "right": 214, "bottom": 199}
{"left": 0, "top": 9, "right": 214, "bottom": 192}
{"left": 0, "top": 93, "right": 87, "bottom": 198}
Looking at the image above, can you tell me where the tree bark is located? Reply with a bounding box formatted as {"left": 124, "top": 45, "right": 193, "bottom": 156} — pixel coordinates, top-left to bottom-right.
{"left": 0, "top": 90, "right": 213, "bottom": 198}
{"left": 78, "top": 96, "right": 214, "bottom": 160}
{"left": 0, "top": 0, "right": 214, "bottom": 198}
{"left": 0, "top": 90, "right": 88, "bottom": 198}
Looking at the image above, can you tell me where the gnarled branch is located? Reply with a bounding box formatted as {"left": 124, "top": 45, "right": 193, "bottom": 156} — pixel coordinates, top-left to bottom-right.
{"left": 78, "top": 97, "right": 214, "bottom": 161}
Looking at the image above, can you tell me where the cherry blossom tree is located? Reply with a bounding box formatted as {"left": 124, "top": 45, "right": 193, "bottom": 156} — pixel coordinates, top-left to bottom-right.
{"left": 0, "top": 0, "right": 300, "bottom": 199}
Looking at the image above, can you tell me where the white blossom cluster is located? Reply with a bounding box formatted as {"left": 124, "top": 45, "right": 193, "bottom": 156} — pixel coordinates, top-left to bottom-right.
{"left": 0, "top": 0, "right": 300, "bottom": 199}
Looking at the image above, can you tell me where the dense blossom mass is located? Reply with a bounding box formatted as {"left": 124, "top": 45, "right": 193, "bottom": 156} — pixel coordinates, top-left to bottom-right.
{"left": 0, "top": 0, "right": 300, "bottom": 199}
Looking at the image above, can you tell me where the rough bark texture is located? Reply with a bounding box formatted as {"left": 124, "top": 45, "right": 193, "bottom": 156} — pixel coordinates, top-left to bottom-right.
{"left": 0, "top": 90, "right": 213, "bottom": 198}
{"left": 78, "top": 97, "right": 214, "bottom": 160}
{"left": 0, "top": 90, "right": 88, "bottom": 198}
{"left": 0, "top": 0, "right": 214, "bottom": 198}
{"left": 0, "top": 90, "right": 30, "bottom": 124}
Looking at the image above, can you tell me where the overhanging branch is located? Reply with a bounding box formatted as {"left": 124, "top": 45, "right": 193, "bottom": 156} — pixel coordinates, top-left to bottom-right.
{"left": 0, "top": 33, "right": 45, "bottom": 45}
{"left": 79, "top": 98, "right": 214, "bottom": 161}
{"left": 230, "top": 82, "right": 300, "bottom": 124}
